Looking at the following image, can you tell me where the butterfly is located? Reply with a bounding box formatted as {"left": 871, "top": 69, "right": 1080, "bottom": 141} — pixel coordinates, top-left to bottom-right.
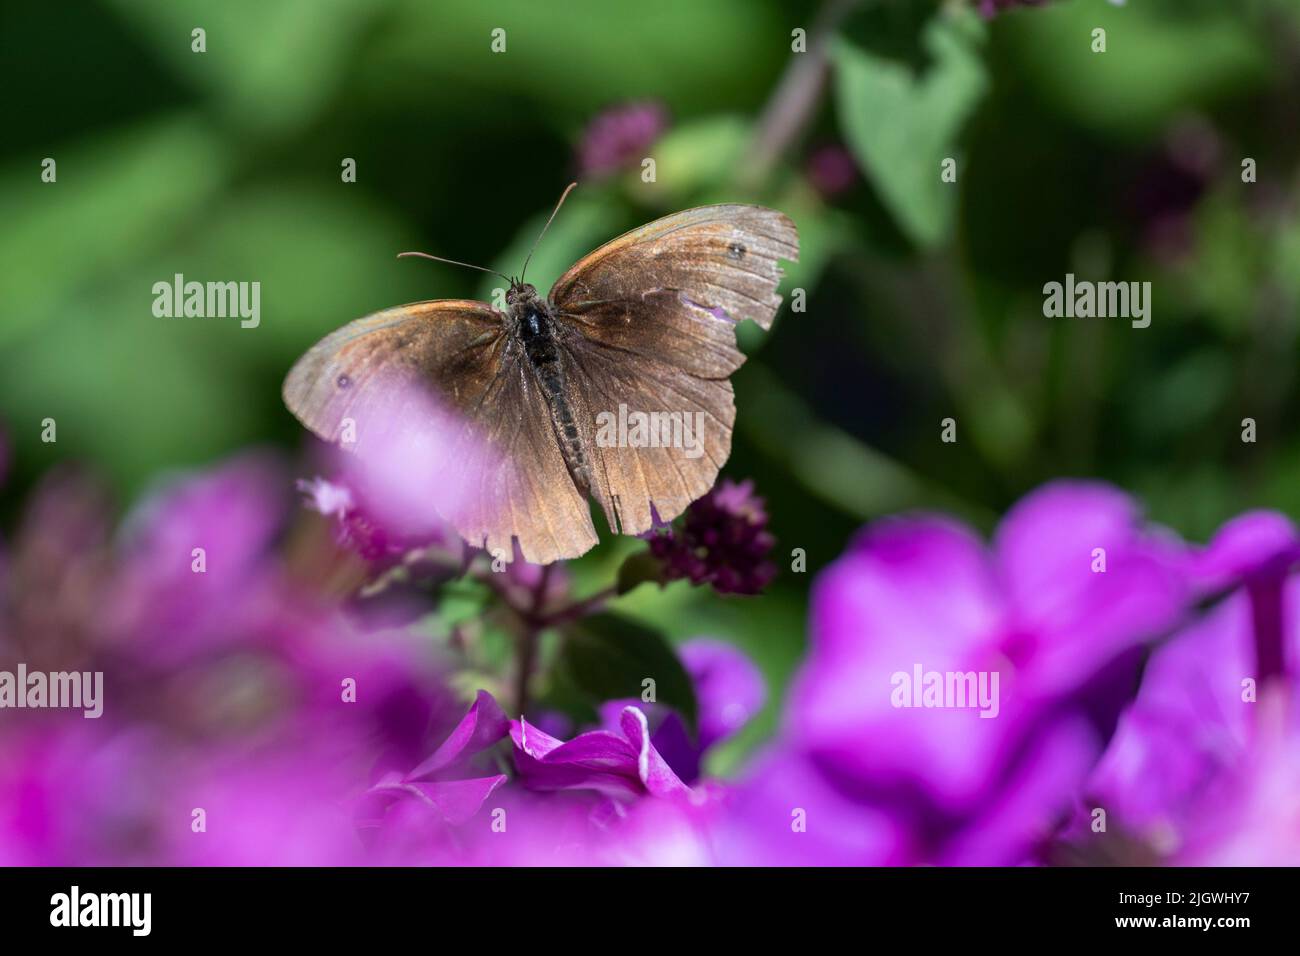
{"left": 283, "top": 186, "right": 799, "bottom": 565}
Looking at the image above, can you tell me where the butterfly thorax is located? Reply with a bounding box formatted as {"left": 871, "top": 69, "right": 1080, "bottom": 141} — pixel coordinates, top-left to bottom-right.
{"left": 511, "top": 286, "right": 559, "bottom": 367}
{"left": 507, "top": 283, "right": 592, "bottom": 494}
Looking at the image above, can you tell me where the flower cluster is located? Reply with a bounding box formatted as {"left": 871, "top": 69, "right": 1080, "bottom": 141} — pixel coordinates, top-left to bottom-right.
{"left": 647, "top": 479, "right": 777, "bottom": 595}
{"left": 718, "top": 484, "right": 1300, "bottom": 865}
{"left": 2, "top": 435, "right": 1297, "bottom": 864}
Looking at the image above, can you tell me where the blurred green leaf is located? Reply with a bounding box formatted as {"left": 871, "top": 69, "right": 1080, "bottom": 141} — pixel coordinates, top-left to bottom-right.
{"left": 106, "top": 0, "right": 387, "bottom": 133}
{"left": 642, "top": 115, "right": 750, "bottom": 202}
{"left": 832, "top": 8, "right": 988, "bottom": 249}
{"left": 1003, "top": 0, "right": 1269, "bottom": 138}
{"left": 476, "top": 190, "right": 623, "bottom": 300}
{"left": 0, "top": 116, "right": 228, "bottom": 347}
{"left": 559, "top": 611, "right": 697, "bottom": 730}
{"left": 0, "top": 181, "right": 419, "bottom": 491}
{"left": 372, "top": 0, "right": 782, "bottom": 117}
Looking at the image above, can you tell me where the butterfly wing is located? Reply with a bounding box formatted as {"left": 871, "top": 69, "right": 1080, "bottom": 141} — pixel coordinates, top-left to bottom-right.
{"left": 549, "top": 204, "right": 798, "bottom": 535}
{"left": 282, "top": 300, "right": 598, "bottom": 564}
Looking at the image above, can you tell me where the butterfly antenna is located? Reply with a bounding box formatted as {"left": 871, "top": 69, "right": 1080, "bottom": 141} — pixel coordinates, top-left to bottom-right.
{"left": 520, "top": 181, "right": 578, "bottom": 283}
{"left": 397, "top": 251, "right": 511, "bottom": 284}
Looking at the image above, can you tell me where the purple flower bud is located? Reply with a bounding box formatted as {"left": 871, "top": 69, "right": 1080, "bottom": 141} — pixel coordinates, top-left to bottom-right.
{"left": 805, "top": 144, "right": 857, "bottom": 199}
{"left": 296, "top": 475, "right": 449, "bottom": 566}
{"left": 1124, "top": 118, "right": 1221, "bottom": 263}
{"left": 647, "top": 479, "right": 777, "bottom": 595}
{"left": 577, "top": 100, "right": 669, "bottom": 178}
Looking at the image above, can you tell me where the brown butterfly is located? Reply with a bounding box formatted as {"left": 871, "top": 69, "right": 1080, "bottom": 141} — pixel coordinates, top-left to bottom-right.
{"left": 283, "top": 185, "right": 799, "bottom": 564}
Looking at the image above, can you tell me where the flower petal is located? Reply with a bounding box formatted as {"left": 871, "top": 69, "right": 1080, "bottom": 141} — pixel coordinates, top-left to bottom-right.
{"left": 407, "top": 690, "right": 508, "bottom": 780}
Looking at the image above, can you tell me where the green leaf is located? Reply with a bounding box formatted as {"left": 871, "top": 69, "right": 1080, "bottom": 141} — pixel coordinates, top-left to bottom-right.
{"left": 643, "top": 115, "right": 750, "bottom": 202}
{"left": 559, "top": 612, "right": 697, "bottom": 730}
{"left": 832, "top": 9, "right": 988, "bottom": 249}
{"left": 615, "top": 549, "right": 665, "bottom": 596}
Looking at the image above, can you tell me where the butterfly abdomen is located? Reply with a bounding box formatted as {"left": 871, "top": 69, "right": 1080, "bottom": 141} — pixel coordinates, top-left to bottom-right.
{"left": 517, "top": 301, "right": 593, "bottom": 495}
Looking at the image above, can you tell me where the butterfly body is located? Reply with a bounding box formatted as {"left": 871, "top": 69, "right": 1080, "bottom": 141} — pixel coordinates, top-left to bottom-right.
{"left": 284, "top": 203, "right": 799, "bottom": 564}
{"left": 507, "top": 281, "right": 591, "bottom": 494}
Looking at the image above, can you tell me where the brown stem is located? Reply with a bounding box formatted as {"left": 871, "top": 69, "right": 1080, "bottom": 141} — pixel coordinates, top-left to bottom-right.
{"left": 513, "top": 564, "right": 554, "bottom": 714}
{"left": 737, "top": 0, "right": 862, "bottom": 190}
{"left": 539, "top": 584, "right": 618, "bottom": 629}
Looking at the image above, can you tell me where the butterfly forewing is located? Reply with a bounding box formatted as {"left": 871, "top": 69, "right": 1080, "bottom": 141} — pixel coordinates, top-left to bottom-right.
{"left": 282, "top": 301, "right": 504, "bottom": 437}
{"left": 549, "top": 205, "right": 799, "bottom": 536}
{"left": 282, "top": 300, "right": 598, "bottom": 564}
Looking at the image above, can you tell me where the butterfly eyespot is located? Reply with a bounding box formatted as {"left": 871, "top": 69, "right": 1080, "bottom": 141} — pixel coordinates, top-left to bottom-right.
{"left": 728, "top": 243, "right": 747, "bottom": 260}
{"left": 336, "top": 374, "right": 352, "bottom": 389}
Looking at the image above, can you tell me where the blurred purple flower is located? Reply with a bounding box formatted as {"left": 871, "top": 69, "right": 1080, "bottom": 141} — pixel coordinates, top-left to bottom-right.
{"left": 300, "top": 377, "right": 502, "bottom": 563}
{"left": 721, "top": 481, "right": 1192, "bottom": 864}
{"left": 805, "top": 144, "right": 857, "bottom": 199}
{"left": 577, "top": 101, "right": 669, "bottom": 178}
{"left": 1125, "top": 118, "right": 1221, "bottom": 264}
{"left": 104, "top": 454, "right": 290, "bottom": 665}
{"left": 1192, "top": 510, "right": 1300, "bottom": 591}
{"left": 1062, "top": 511, "right": 1300, "bottom": 864}
{"left": 647, "top": 479, "right": 777, "bottom": 595}
{"left": 0, "top": 466, "right": 113, "bottom": 668}
{"left": 297, "top": 475, "right": 436, "bottom": 565}
{"left": 0, "top": 452, "right": 459, "bottom": 865}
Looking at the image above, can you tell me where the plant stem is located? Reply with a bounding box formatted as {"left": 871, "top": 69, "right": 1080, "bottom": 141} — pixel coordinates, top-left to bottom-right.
{"left": 738, "top": 0, "right": 861, "bottom": 189}
{"left": 513, "top": 564, "right": 553, "bottom": 715}
{"left": 540, "top": 584, "right": 618, "bottom": 629}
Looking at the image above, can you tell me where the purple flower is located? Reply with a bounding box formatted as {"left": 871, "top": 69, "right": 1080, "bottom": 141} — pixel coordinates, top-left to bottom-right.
{"left": 647, "top": 479, "right": 777, "bottom": 595}
{"left": 716, "top": 748, "right": 911, "bottom": 866}
{"left": 598, "top": 638, "right": 766, "bottom": 783}
{"left": 360, "top": 691, "right": 509, "bottom": 831}
{"left": 0, "top": 723, "right": 376, "bottom": 866}
{"left": 723, "top": 481, "right": 1191, "bottom": 864}
{"left": 0, "top": 466, "right": 113, "bottom": 667}
{"left": 577, "top": 101, "right": 669, "bottom": 178}
{"left": 511, "top": 705, "right": 690, "bottom": 799}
